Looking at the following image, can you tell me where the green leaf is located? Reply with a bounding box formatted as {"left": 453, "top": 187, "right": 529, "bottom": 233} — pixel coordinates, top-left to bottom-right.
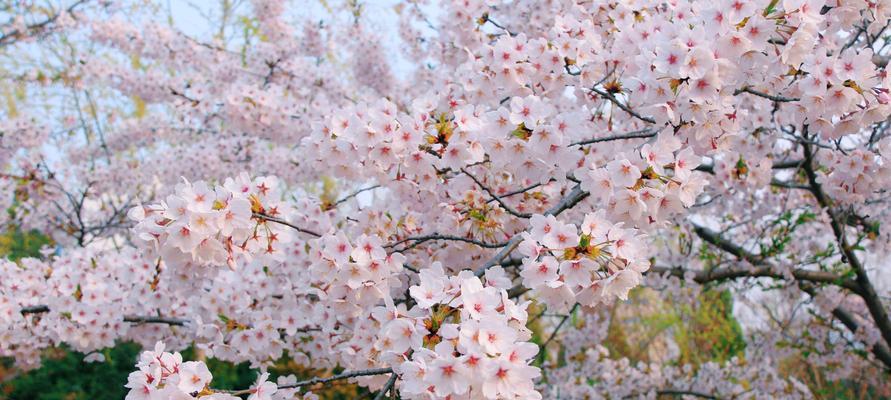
{"left": 763, "top": 0, "right": 780, "bottom": 16}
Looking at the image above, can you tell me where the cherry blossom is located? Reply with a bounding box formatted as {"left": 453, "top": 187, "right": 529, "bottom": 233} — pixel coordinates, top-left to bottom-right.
{"left": 2, "top": 0, "right": 891, "bottom": 398}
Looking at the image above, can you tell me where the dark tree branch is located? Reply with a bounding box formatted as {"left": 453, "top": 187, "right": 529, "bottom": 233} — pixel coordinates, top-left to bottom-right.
{"left": 733, "top": 86, "right": 800, "bottom": 103}
{"left": 277, "top": 367, "right": 394, "bottom": 390}
{"left": 773, "top": 159, "right": 804, "bottom": 169}
{"left": 800, "top": 284, "right": 891, "bottom": 370}
{"left": 570, "top": 128, "right": 658, "bottom": 147}
{"left": 801, "top": 135, "right": 891, "bottom": 362}
{"left": 386, "top": 234, "right": 509, "bottom": 250}
{"left": 373, "top": 373, "right": 398, "bottom": 400}
{"left": 21, "top": 305, "right": 319, "bottom": 332}
{"left": 216, "top": 367, "right": 394, "bottom": 396}
{"left": 683, "top": 142, "right": 891, "bottom": 371}
{"left": 493, "top": 181, "right": 545, "bottom": 199}
{"left": 124, "top": 315, "right": 188, "bottom": 326}
{"left": 21, "top": 306, "right": 188, "bottom": 326}
{"left": 694, "top": 159, "right": 804, "bottom": 174}
{"left": 648, "top": 264, "right": 861, "bottom": 294}
{"left": 20, "top": 305, "right": 49, "bottom": 314}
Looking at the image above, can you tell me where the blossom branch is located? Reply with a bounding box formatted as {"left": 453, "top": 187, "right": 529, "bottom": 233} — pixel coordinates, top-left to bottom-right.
{"left": 475, "top": 184, "right": 589, "bottom": 276}
{"left": 0, "top": 0, "right": 90, "bottom": 47}
{"left": 693, "top": 161, "right": 812, "bottom": 191}
{"left": 461, "top": 168, "right": 532, "bottom": 218}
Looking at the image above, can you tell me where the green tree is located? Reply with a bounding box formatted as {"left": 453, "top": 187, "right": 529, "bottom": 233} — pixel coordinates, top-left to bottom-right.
{"left": 0, "top": 227, "right": 52, "bottom": 262}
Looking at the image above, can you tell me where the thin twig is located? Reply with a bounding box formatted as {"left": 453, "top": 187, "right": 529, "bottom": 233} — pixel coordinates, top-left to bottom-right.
{"left": 570, "top": 128, "right": 658, "bottom": 146}
{"left": 278, "top": 367, "right": 393, "bottom": 390}
{"left": 494, "top": 182, "right": 545, "bottom": 199}
{"left": 542, "top": 303, "right": 579, "bottom": 348}
{"left": 333, "top": 185, "right": 381, "bottom": 207}
{"left": 217, "top": 367, "right": 393, "bottom": 395}
{"left": 386, "top": 234, "right": 509, "bottom": 250}
{"left": 588, "top": 87, "right": 657, "bottom": 124}
{"left": 462, "top": 168, "right": 531, "bottom": 218}
{"left": 20, "top": 306, "right": 188, "bottom": 326}
{"left": 733, "top": 86, "right": 799, "bottom": 103}
{"left": 253, "top": 212, "right": 322, "bottom": 237}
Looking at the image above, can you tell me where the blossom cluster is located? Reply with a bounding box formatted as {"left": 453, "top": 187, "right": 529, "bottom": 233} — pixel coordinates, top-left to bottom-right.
{"left": 816, "top": 144, "right": 891, "bottom": 205}
{"left": 129, "top": 173, "right": 294, "bottom": 269}
{"left": 579, "top": 132, "right": 706, "bottom": 227}
{"left": 125, "top": 341, "right": 315, "bottom": 400}
{"left": 518, "top": 211, "right": 649, "bottom": 308}
{"left": 0, "top": 248, "right": 167, "bottom": 368}
{"left": 395, "top": 267, "right": 540, "bottom": 399}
